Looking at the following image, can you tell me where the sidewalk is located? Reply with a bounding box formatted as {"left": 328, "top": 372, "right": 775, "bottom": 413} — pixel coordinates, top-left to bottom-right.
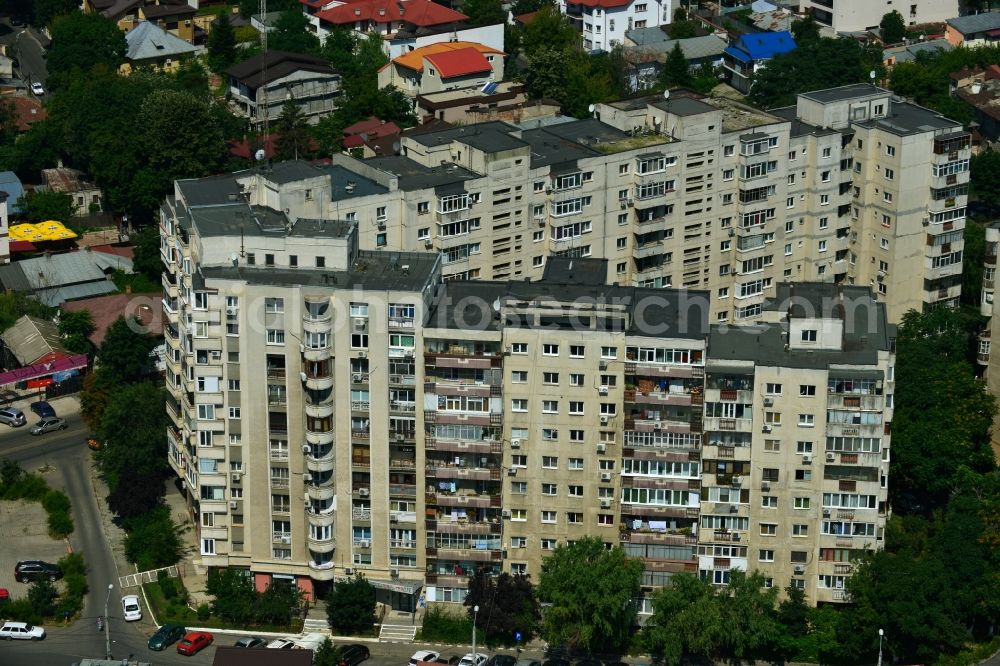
{"left": 163, "top": 479, "right": 207, "bottom": 605}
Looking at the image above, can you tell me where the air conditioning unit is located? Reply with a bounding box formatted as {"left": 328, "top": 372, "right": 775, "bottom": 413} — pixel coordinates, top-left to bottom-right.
{"left": 424, "top": 240, "right": 433, "bottom": 249}
{"left": 510, "top": 438, "right": 521, "bottom": 449}
{"left": 823, "top": 508, "right": 831, "bottom": 517}
{"left": 762, "top": 425, "right": 772, "bottom": 433}
{"left": 302, "top": 444, "right": 312, "bottom": 455}
{"left": 627, "top": 197, "right": 634, "bottom": 206}
{"left": 354, "top": 318, "right": 367, "bottom": 329}
{"left": 598, "top": 385, "right": 609, "bottom": 395}
{"left": 378, "top": 222, "right": 386, "bottom": 231}
{"left": 761, "top": 482, "right": 770, "bottom": 491}
{"left": 802, "top": 454, "right": 812, "bottom": 465}
{"left": 600, "top": 415, "right": 609, "bottom": 425}
{"left": 501, "top": 510, "right": 511, "bottom": 519}
{"left": 728, "top": 228, "right": 735, "bottom": 237}
{"left": 281, "top": 536, "right": 292, "bottom": 544}
{"left": 390, "top": 514, "right": 399, "bottom": 522}
{"left": 345, "top": 568, "right": 353, "bottom": 575}
{"left": 596, "top": 443, "right": 607, "bottom": 454}
{"left": 654, "top": 422, "right": 663, "bottom": 431}
{"left": 358, "top": 539, "right": 370, "bottom": 548}
{"left": 391, "top": 568, "right": 400, "bottom": 578}
{"left": 358, "top": 351, "right": 368, "bottom": 359}
{"left": 600, "top": 499, "right": 612, "bottom": 509}
{"left": 231, "top": 473, "right": 241, "bottom": 483}
{"left": 305, "top": 498, "right": 312, "bottom": 507}
{"left": 732, "top": 533, "right": 741, "bottom": 542}
{"left": 359, "top": 488, "right": 370, "bottom": 497}
{"left": 826, "top": 452, "right": 835, "bottom": 462}
{"left": 793, "top": 565, "right": 805, "bottom": 575}
{"left": 304, "top": 473, "right": 313, "bottom": 483}
{"left": 230, "top": 500, "right": 238, "bottom": 509}
{"left": 404, "top": 350, "right": 414, "bottom": 358}
{"left": 729, "top": 504, "right": 739, "bottom": 513}
{"left": 763, "top": 397, "right": 774, "bottom": 406}
{"left": 507, "top": 468, "right": 517, "bottom": 476}
{"left": 600, "top": 472, "right": 612, "bottom": 482}
{"left": 599, "top": 361, "right": 608, "bottom": 370}
{"left": 352, "top": 373, "right": 363, "bottom": 383}
{"left": 731, "top": 475, "right": 742, "bottom": 486}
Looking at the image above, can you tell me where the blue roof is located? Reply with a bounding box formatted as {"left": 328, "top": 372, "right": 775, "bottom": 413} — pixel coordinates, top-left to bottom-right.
{"left": 724, "top": 46, "right": 752, "bottom": 64}
{"left": 733, "top": 31, "right": 796, "bottom": 60}
{"left": 0, "top": 171, "right": 25, "bottom": 214}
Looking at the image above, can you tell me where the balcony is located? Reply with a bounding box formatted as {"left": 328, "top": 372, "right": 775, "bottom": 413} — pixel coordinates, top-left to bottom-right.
{"left": 272, "top": 531, "right": 293, "bottom": 545}
{"left": 825, "top": 423, "right": 884, "bottom": 438}
{"left": 307, "top": 534, "right": 336, "bottom": 553}
{"left": 424, "top": 437, "right": 502, "bottom": 454}
{"left": 352, "top": 507, "right": 372, "bottom": 521}
{"left": 303, "top": 344, "right": 333, "bottom": 362}
{"left": 626, "top": 389, "right": 694, "bottom": 407}
{"left": 389, "top": 373, "right": 417, "bottom": 386}
{"left": 389, "top": 483, "right": 418, "bottom": 498}
{"left": 269, "top": 448, "right": 289, "bottom": 461}
{"left": 427, "top": 493, "right": 500, "bottom": 509}
{"left": 826, "top": 394, "right": 883, "bottom": 410}
{"left": 388, "top": 317, "right": 416, "bottom": 330}
{"left": 426, "top": 464, "right": 501, "bottom": 481}
{"left": 390, "top": 400, "right": 417, "bottom": 414}
{"left": 424, "top": 348, "right": 502, "bottom": 368}
{"left": 703, "top": 417, "right": 753, "bottom": 433}
{"left": 304, "top": 372, "right": 334, "bottom": 392}
{"left": 307, "top": 483, "right": 335, "bottom": 501}
{"left": 305, "top": 426, "right": 334, "bottom": 446}
{"left": 306, "top": 449, "right": 335, "bottom": 473}
{"left": 305, "top": 400, "right": 334, "bottom": 419}
{"left": 351, "top": 400, "right": 370, "bottom": 412}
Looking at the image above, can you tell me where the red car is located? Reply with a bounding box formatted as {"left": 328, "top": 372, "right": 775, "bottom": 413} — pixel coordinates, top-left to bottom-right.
{"left": 176, "top": 631, "right": 213, "bottom": 656}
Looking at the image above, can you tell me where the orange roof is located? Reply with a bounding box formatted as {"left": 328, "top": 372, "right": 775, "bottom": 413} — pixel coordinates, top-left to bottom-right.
{"left": 393, "top": 41, "right": 504, "bottom": 73}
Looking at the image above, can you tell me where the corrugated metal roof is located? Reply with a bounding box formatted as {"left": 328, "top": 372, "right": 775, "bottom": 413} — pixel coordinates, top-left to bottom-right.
{"left": 16, "top": 251, "right": 133, "bottom": 292}
{"left": 37, "top": 281, "right": 119, "bottom": 307}
{"left": 0, "top": 315, "right": 64, "bottom": 366}
{"left": 947, "top": 11, "right": 1000, "bottom": 35}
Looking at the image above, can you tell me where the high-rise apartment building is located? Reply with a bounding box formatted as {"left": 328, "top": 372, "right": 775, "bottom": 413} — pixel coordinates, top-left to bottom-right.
{"left": 161, "top": 156, "right": 894, "bottom": 609}
{"left": 164, "top": 84, "right": 967, "bottom": 327}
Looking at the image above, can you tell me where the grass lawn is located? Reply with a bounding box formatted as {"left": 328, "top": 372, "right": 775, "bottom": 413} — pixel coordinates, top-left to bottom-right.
{"left": 142, "top": 579, "right": 304, "bottom": 634}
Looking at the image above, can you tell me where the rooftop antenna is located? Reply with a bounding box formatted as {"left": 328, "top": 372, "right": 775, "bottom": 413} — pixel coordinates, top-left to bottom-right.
{"left": 588, "top": 103, "right": 596, "bottom": 119}
{"left": 869, "top": 69, "right": 877, "bottom": 90}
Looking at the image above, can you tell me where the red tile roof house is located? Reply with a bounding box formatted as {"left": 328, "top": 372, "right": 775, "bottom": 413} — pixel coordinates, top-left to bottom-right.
{"left": 342, "top": 116, "right": 402, "bottom": 156}
{"left": 378, "top": 41, "right": 505, "bottom": 98}
{"left": 310, "top": 0, "right": 468, "bottom": 42}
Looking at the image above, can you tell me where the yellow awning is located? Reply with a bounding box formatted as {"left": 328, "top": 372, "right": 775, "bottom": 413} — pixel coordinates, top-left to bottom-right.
{"left": 8, "top": 221, "right": 77, "bottom": 242}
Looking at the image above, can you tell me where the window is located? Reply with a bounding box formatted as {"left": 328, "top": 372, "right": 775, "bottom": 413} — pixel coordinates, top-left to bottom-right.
{"left": 510, "top": 509, "right": 526, "bottom": 521}
{"left": 765, "top": 383, "right": 782, "bottom": 395}
{"left": 542, "top": 483, "right": 557, "bottom": 495}
{"left": 542, "top": 456, "right": 558, "bottom": 469}
{"left": 569, "top": 458, "right": 584, "bottom": 470}
{"left": 760, "top": 523, "right": 777, "bottom": 536}
{"left": 568, "top": 401, "right": 584, "bottom": 415}
{"left": 266, "top": 329, "right": 285, "bottom": 345}
{"left": 794, "top": 497, "right": 811, "bottom": 509}
{"left": 511, "top": 481, "right": 527, "bottom": 494}
{"left": 511, "top": 342, "right": 528, "bottom": 354}
{"left": 511, "top": 370, "right": 527, "bottom": 383}
{"left": 759, "top": 549, "right": 775, "bottom": 562}
{"left": 884, "top": 168, "right": 894, "bottom": 180}
{"left": 601, "top": 346, "right": 617, "bottom": 359}
{"left": 792, "top": 524, "right": 809, "bottom": 536}
{"left": 543, "top": 343, "right": 559, "bottom": 356}
{"left": 761, "top": 495, "right": 777, "bottom": 508}
{"left": 570, "top": 429, "right": 584, "bottom": 442}
{"left": 796, "top": 441, "right": 813, "bottom": 454}
{"left": 818, "top": 240, "right": 827, "bottom": 252}
{"left": 764, "top": 439, "right": 780, "bottom": 452}
{"left": 540, "top": 538, "right": 557, "bottom": 550}
{"left": 568, "top": 485, "right": 584, "bottom": 497}
{"left": 511, "top": 399, "right": 528, "bottom": 412}
{"left": 765, "top": 411, "right": 781, "bottom": 425}
{"left": 822, "top": 147, "right": 831, "bottom": 158}
{"left": 800, "top": 384, "right": 816, "bottom": 396}
{"left": 265, "top": 297, "right": 284, "bottom": 313}
{"left": 881, "top": 237, "right": 889, "bottom": 250}
{"left": 542, "top": 400, "right": 558, "bottom": 413}
{"left": 570, "top": 373, "right": 584, "bottom": 386}
{"left": 542, "top": 428, "right": 559, "bottom": 441}
{"left": 229, "top": 407, "right": 241, "bottom": 419}
{"left": 541, "top": 510, "right": 557, "bottom": 523}
{"left": 512, "top": 455, "right": 527, "bottom": 468}
{"left": 762, "top": 468, "right": 779, "bottom": 482}
{"left": 820, "top": 194, "right": 829, "bottom": 206}
{"left": 798, "top": 414, "right": 815, "bottom": 427}
{"left": 801, "top": 330, "right": 817, "bottom": 342}
{"left": 795, "top": 469, "right": 812, "bottom": 481}
{"left": 543, "top": 371, "right": 560, "bottom": 384}
{"left": 886, "top": 145, "right": 896, "bottom": 156}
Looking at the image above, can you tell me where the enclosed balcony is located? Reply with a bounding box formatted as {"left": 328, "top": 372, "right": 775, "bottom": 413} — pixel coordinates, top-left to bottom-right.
{"left": 304, "top": 359, "right": 334, "bottom": 391}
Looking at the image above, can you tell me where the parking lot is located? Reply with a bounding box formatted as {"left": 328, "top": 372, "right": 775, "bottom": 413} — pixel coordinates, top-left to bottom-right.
{"left": 0, "top": 500, "right": 70, "bottom": 599}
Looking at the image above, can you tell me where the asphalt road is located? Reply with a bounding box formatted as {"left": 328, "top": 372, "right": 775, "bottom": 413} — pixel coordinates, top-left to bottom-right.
{"left": 0, "top": 17, "right": 48, "bottom": 93}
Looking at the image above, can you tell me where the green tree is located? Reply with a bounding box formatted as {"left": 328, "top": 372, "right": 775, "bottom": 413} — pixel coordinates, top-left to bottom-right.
{"left": 269, "top": 9, "right": 321, "bottom": 55}
{"left": 462, "top": 0, "right": 505, "bottom": 26}
{"left": 891, "top": 308, "right": 996, "bottom": 514}
{"left": 510, "top": 0, "right": 554, "bottom": 15}
{"left": 748, "top": 37, "right": 882, "bottom": 109}
{"left": 879, "top": 10, "right": 907, "bottom": 44}
{"left": 661, "top": 42, "right": 692, "bottom": 88}
{"left": 17, "top": 189, "right": 76, "bottom": 223}
{"left": 971, "top": 151, "right": 1000, "bottom": 209}
{"left": 274, "top": 97, "right": 312, "bottom": 161}
{"left": 668, "top": 19, "right": 697, "bottom": 39}
{"left": 32, "top": 0, "right": 77, "bottom": 28}
{"left": 206, "top": 567, "right": 257, "bottom": 622}
{"left": 465, "top": 569, "right": 540, "bottom": 644}
{"left": 962, "top": 219, "right": 986, "bottom": 307}
{"left": 537, "top": 536, "right": 643, "bottom": 652}
{"left": 522, "top": 48, "right": 570, "bottom": 101}
{"left": 321, "top": 26, "right": 359, "bottom": 77}
{"left": 47, "top": 12, "right": 127, "bottom": 90}
{"left": 314, "top": 639, "right": 343, "bottom": 666}
{"left": 790, "top": 15, "right": 821, "bottom": 43}
{"left": 27, "top": 579, "right": 58, "bottom": 617}
{"left": 107, "top": 470, "right": 166, "bottom": 520}
{"left": 775, "top": 583, "right": 810, "bottom": 655}
{"left": 643, "top": 573, "right": 722, "bottom": 665}
{"left": 238, "top": 0, "right": 299, "bottom": 17}
{"left": 131, "top": 226, "right": 165, "bottom": 283}
{"left": 326, "top": 574, "right": 376, "bottom": 635}
{"left": 208, "top": 13, "right": 238, "bottom": 74}
{"left": 58, "top": 309, "right": 95, "bottom": 356}
{"left": 122, "top": 506, "right": 184, "bottom": 570}
{"left": 520, "top": 6, "right": 578, "bottom": 58}
{"left": 98, "top": 381, "right": 169, "bottom": 490}
{"left": 97, "top": 317, "right": 157, "bottom": 385}
{"left": 257, "top": 579, "right": 303, "bottom": 625}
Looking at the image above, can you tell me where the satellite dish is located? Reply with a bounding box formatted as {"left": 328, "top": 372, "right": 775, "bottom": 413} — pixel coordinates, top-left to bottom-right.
{"left": 392, "top": 141, "right": 401, "bottom": 154}
{"left": 869, "top": 70, "right": 876, "bottom": 80}
{"left": 491, "top": 298, "right": 501, "bottom": 311}
{"left": 230, "top": 252, "right": 238, "bottom": 267}
{"left": 588, "top": 103, "right": 596, "bottom": 113}
{"left": 254, "top": 148, "right": 266, "bottom": 162}
{"left": 663, "top": 90, "right": 671, "bottom": 100}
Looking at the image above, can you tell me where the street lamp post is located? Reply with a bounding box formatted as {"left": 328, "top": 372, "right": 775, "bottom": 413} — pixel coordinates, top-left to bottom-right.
{"left": 104, "top": 583, "right": 114, "bottom": 660}
{"left": 877, "top": 628, "right": 884, "bottom": 666}
{"left": 472, "top": 605, "right": 479, "bottom": 662}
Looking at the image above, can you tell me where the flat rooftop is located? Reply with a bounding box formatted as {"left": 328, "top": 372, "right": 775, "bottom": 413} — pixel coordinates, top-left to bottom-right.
{"left": 320, "top": 164, "right": 388, "bottom": 200}
{"left": 365, "top": 156, "right": 479, "bottom": 191}
{"left": 769, "top": 106, "right": 840, "bottom": 137}
{"left": 855, "top": 100, "right": 961, "bottom": 136}
{"left": 407, "top": 121, "right": 528, "bottom": 154}
{"left": 200, "top": 249, "right": 439, "bottom": 292}
{"left": 799, "top": 84, "right": 891, "bottom": 104}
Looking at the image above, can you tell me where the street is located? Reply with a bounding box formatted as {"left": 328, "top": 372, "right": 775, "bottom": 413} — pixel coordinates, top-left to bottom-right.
{"left": 0, "top": 16, "right": 48, "bottom": 93}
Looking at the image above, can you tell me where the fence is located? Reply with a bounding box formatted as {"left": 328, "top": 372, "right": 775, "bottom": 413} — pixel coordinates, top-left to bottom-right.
{"left": 119, "top": 564, "right": 180, "bottom": 589}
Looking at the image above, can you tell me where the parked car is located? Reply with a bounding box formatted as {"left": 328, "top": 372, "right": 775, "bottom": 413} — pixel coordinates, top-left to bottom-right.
{"left": 29, "top": 82, "right": 43, "bottom": 96}
{"left": 0, "top": 408, "right": 26, "bottom": 427}
{"left": 14, "top": 560, "right": 61, "bottom": 583}
{"left": 458, "top": 654, "right": 488, "bottom": 666}
{"left": 121, "top": 595, "right": 141, "bottom": 622}
{"left": 411, "top": 651, "right": 441, "bottom": 666}
{"left": 30, "top": 418, "right": 66, "bottom": 435}
{"left": 148, "top": 624, "right": 186, "bottom": 650}
{"left": 176, "top": 631, "right": 213, "bottom": 655}
{"left": 487, "top": 656, "right": 517, "bottom": 666}
{"left": 86, "top": 435, "right": 104, "bottom": 451}
{"left": 339, "top": 644, "right": 372, "bottom": 666}
{"left": 266, "top": 638, "right": 297, "bottom": 649}
{"left": 0, "top": 621, "right": 45, "bottom": 640}
{"left": 234, "top": 636, "right": 267, "bottom": 648}
{"left": 0, "top": 588, "right": 8, "bottom": 601}
{"left": 30, "top": 401, "right": 55, "bottom": 417}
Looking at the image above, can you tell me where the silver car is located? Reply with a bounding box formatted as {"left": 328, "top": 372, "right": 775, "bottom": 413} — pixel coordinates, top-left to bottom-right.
{"left": 0, "top": 408, "right": 26, "bottom": 427}
{"left": 30, "top": 418, "right": 66, "bottom": 435}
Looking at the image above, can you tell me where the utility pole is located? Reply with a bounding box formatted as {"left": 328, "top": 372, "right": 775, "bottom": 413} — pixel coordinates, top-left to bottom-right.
{"left": 104, "top": 583, "right": 113, "bottom": 659}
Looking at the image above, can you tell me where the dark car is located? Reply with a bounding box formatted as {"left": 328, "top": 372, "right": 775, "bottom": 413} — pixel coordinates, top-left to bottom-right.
{"left": 148, "top": 624, "right": 186, "bottom": 651}
{"left": 30, "top": 401, "right": 55, "bottom": 418}
{"left": 234, "top": 636, "right": 267, "bottom": 648}
{"left": 487, "top": 656, "right": 518, "bottom": 666}
{"left": 14, "top": 560, "right": 61, "bottom": 583}
{"left": 339, "top": 644, "right": 371, "bottom": 666}
{"left": 9, "top": 15, "right": 25, "bottom": 27}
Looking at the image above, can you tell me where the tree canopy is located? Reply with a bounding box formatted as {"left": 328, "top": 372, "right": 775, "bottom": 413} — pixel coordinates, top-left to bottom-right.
{"left": 207, "top": 13, "right": 238, "bottom": 74}
{"left": 537, "top": 537, "right": 643, "bottom": 652}
{"left": 33, "top": 0, "right": 78, "bottom": 27}
{"left": 661, "top": 43, "right": 692, "bottom": 88}
{"left": 879, "top": 10, "right": 907, "bottom": 45}
{"left": 465, "top": 569, "right": 540, "bottom": 644}
{"left": 326, "top": 574, "right": 376, "bottom": 635}
{"left": 462, "top": 0, "right": 506, "bottom": 26}
{"left": 747, "top": 37, "right": 882, "bottom": 109}
{"left": 17, "top": 189, "right": 75, "bottom": 224}
{"left": 47, "top": 12, "right": 127, "bottom": 91}
{"left": 275, "top": 98, "right": 313, "bottom": 161}
{"left": 269, "top": 9, "right": 321, "bottom": 55}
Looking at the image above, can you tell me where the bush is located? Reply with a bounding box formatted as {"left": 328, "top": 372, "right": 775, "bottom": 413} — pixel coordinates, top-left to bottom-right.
{"left": 48, "top": 509, "right": 74, "bottom": 538}
{"left": 197, "top": 603, "right": 211, "bottom": 621}
{"left": 123, "top": 506, "right": 184, "bottom": 570}
{"left": 3, "top": 472, "right": 49, "bottom": 501}
{"left": 42, "top": 490, "right": 71, "bottom": 514}
{"left": 158, "top": 570, "right": 178, "bottom": 600}
{"left": 3, "top": 598, "right": 41, "bottom": 624}
{"left": 27, "top": 580, "right": 58, "bottom": 617}
{"left": 59, "top": 552, "right": 86, "bottom": 578}
{"left": 419, "top": 605, "right": 474, "bottom": 643}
